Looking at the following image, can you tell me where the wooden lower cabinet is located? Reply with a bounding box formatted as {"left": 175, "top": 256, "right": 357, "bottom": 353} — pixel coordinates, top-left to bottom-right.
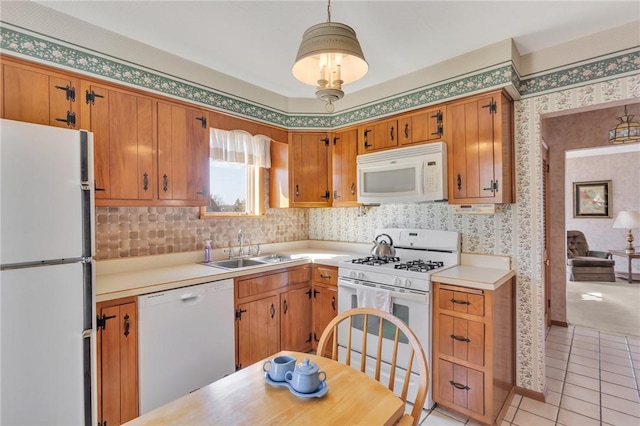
{"left": 235, "top": 265, "right": 312, "bottom": 369}
{"left": 97, "top": 297, "right": 138, "bottom": 426}
{"left": 311, "top": 265, "right": 338, "bottom": 353}
{"left": 432, "top": 280, "right": 514, "bottom": 425}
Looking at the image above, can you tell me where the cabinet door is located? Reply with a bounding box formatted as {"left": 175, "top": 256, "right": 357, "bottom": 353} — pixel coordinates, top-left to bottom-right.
{"left": 331, "top": 129, "right": 358, "bottom": 206}
{"left": 157, "top": 102, "right": 209, "bottom": 204}
{"left": 281, "top": 285, "right": 312, "bottom": 353}
{"left": 399, "top": 107, "right": 444, "bottom": 145}
{"left": 447, "top": 91, "right": 513, "bottom": 204}
{"left": 236, "top": 295, "right": 279, "bottom": 368}
{"left": 83, "top": 83, "right": 155, "bottom": 200}
{"left": 312, "top": 282, "right": 338, "bottom": 354}
{"left": 289, "top": 133, "right": 331, "bottom": 207}
{"left": 2, "top": 63, "right": 77, "bottom": 128}
{"left": 359, "top": 119, "right": 398, "bottom": 154}
{"left": 97, "top": 301, "right": 138, "bottom": 426}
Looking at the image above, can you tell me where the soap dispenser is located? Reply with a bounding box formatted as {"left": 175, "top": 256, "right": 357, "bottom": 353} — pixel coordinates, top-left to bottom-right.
{"left": 203, "top": 240, "right": 212, "bottom": 262}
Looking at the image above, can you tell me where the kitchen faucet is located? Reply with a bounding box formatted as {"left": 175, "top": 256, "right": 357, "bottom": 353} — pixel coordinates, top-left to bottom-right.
{"left": 238, "top": 229, "right": 244, "bottom": 257}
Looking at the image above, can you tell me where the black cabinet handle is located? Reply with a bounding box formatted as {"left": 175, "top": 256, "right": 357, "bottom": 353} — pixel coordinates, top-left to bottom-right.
{"left": 404, "top": 123, "right": 409, "bottom": 139}
{"left": 123, "top": 314, "right": 130, "bottom": 337}
{"left": 143, "top": 172, "right": 149, "bottom": 192}
{"left": 449, "top": 334, "right": 471, "bottom": 343}
{"left": 163, "top": 174, "right": 169, "bottom": 192}
{"left": 295, "top": 184, "right": 300, "bottom": 197}
{"left": 390, "top": 126, "right": 395, "bottom": 142}
{"left": 449, "top": 381, "right": 470, "bottom": 391}
{"left": 270, "top": 303, "right": 275, "bottom": 319}
{"left": 456, "top": 173, "right": 462, "bottom": 191}
{"left": 331, "top": 296, "right": 336, "bottom": 311}
{"left": 283, "top": 300, "right": 288, "bottom": 315}
{"left": 350, "top": 182, "right": 356, "bottom": 195}
{"left": 320, "top": 274, "right": 332, "bottom": 279}
{"left": 450, "top": 298, "right": 471, "bottom": 305}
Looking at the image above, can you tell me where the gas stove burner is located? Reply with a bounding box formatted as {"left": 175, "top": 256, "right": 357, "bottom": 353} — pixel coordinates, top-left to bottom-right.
{"left": 351, "top": 256, "right": 400, "bottom": 266}
{"left": 394, "top": 260, "right": 445, "bottom": 273}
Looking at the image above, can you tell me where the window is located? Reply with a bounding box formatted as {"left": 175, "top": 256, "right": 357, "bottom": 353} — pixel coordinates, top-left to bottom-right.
{"left": 200, "top": 128, "right": 269, "bottom": 218}
{"left": 203, "top": 160, "right": 263, "bottom": 216}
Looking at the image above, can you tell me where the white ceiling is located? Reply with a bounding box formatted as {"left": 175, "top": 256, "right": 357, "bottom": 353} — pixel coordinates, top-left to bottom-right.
{"left": 31, "top": 1, "right": 640, "bottom": 99}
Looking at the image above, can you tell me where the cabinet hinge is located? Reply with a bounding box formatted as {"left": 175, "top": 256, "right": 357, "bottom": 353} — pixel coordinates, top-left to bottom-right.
{"left": 482, "top": 100, "right": 497, "bottom": 114}
{"left": 305, "top": 289, "right": 312, "bottom": 299}
{"left": 546, "top": 163, "right": 550, "bottom": 173}
{"left": 548, "top": 299, "right": 551, "bottom": 308}
{"left": 320, "top": 191, "right": 330, "bottom": 200}
{"left": 235, "top": 308, "right": 247, "bottom": 320}
{"left": 306, "top": 333, "right": 312, "bottom": 343}
{"left": 196, "top": 116, "right": 207, "bottom": 128}
{"left": 55, "top": 85, "right": 76, "bottom": 102}
{"left": 85, "top": 90, "right": 104, "bottom": 105}
{"left": 333, "top": 136, "right": 339, "bottom": 145}
{"left": 321, "top": 137, "right": 330, "bottom": 146}
{"left": 236, "top": 364, "right": 242, "bottom": 371}
{"left": 96, "top": 314, "right": 116, "bottom": 331}
{"left": 98, "top": 421, "right": 107, "bottom": 426}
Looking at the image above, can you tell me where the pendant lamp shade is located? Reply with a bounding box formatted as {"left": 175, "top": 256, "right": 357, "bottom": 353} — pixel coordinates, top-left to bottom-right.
{"left": 292, "top": 1, "right": 368, "bottom": 112}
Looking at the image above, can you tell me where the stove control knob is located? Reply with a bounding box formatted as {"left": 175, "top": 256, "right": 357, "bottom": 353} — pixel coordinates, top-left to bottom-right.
{"left": 394, "top": 277, "right": 402, "bottom": 286}
{"left": 404, "top": 278, "right": 412, "bottom": 288}
{"left": 358, "top": 272, "right": 365, "bottom": 280}
{"left": 349, "top": 271, "right": 357, "bottom": 278}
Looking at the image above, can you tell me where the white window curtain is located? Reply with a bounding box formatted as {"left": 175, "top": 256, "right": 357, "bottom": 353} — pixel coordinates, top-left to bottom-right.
{"left": 210, "top": 128, "right": 271, "bottom": 168}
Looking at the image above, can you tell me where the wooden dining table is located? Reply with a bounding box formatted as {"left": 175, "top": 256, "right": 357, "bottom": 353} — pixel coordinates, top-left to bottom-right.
{"left": 124, "top": 350, "right": 405, "bottom": 425}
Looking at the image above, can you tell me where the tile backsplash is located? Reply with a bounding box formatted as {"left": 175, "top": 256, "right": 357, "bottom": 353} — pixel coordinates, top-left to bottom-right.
{"left": 95, "top": 206, "right": 309, "bottom": 260}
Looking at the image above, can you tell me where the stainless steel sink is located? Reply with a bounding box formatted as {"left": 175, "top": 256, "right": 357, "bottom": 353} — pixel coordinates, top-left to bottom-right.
{"left": 203, "top": 258, "right": 267, "bottom": 270}
{"left": 253, "top": 253, "right": 297, "bottom": 263}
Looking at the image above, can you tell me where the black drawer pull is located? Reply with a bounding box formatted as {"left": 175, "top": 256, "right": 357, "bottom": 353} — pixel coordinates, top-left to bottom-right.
{"left": 450, "top": 298, "right": 470, "bottom": 305}
{"left": 449, "top": 381, "right": 470, "bottom": 391}
{"left": 320, "top": 274, "right": 332, "bottom": 279}
{"left": 449, "top": 334, "right": 471, "bottom": 343}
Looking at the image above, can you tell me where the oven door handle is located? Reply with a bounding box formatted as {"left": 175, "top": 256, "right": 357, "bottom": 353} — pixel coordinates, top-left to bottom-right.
{"left": 338, "top": 279, "right": 429, "bottom": 303}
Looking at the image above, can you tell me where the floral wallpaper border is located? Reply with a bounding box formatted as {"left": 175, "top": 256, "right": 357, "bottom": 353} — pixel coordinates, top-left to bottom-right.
{"left": 1, "top": 24, "right": 638, "bottom": 129}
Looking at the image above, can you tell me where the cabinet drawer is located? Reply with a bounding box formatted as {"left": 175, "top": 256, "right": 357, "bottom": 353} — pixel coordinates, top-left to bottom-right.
{"left": 437, "top": 359, "right": 484, "bottom": 416}
{"left": 438, "top": 314, "right": 485, "bottom": 366}
{"left": 313, "top": 266, "right": 337, "bottom": 286}
{"left": 237, "top": 272, "right": 288, "bottom": 298}
{"left": 438, "top": 288, "right": 484, "bottom": 316}
{"left": 289, "top": 266, "right": 311, "bottom": 285}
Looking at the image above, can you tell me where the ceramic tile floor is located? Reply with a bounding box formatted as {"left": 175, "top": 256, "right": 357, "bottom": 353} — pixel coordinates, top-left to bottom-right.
{"left": 415, "top": 325, "right": 640, "bottom": 425}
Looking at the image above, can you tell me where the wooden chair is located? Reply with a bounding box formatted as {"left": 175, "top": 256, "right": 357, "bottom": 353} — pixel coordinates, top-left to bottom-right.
{"left": 317, "top": 307, "right": 429, "bottom": 426}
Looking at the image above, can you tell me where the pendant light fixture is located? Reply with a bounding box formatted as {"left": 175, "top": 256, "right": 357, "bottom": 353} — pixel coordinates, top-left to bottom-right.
{"left": 292, "top": 0, "right": 368, "bottom": 112}
{"left": 609, "top": 105, "right": 640, "bottom": 144}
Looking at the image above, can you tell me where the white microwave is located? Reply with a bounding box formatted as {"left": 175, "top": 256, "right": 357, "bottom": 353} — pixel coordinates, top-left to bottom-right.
{"left": 356, "top": 142, "right": 447, "bottom": 204}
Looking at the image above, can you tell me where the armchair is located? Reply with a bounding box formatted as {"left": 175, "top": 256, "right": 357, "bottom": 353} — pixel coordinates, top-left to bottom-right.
{"left": 566, "top": 230, "right": 615, "bottom": 282}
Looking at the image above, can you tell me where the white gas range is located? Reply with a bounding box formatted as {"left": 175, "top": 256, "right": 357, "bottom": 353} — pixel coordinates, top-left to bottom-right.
{"left": 337, "top": 228, "right": 461, "bottom": 411}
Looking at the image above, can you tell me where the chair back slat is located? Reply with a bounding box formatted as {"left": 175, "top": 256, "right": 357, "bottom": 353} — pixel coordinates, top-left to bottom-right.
{"left": 316, "top": 307, "right": 430, "bottom": 426}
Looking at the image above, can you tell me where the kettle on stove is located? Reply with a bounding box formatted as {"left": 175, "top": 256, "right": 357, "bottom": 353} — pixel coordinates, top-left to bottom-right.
{"left": 370, "top": 233, "right": 396, "bottom": 258}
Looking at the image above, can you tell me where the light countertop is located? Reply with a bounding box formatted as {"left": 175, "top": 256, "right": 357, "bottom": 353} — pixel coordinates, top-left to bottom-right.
{"left": 96, "top": 241, "right": 369, "bottom": 302}
{"left": 432, "top": 253, "right": 514, "bottom": 291}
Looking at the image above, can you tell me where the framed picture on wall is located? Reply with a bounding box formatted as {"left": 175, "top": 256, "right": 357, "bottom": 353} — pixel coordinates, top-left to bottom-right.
{"left": 573, "top": 180, "right": 612, "bottom": 218}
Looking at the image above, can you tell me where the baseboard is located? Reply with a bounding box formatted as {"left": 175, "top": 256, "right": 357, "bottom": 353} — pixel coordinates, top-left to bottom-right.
{"left": 514, "top": 385, "right": 546, "bottom": 402}
{"left": 550, "top": 320, "right": 568, "bottom": 327}
{"left": 496, "top": 387, "right": 516, "bottom": 425}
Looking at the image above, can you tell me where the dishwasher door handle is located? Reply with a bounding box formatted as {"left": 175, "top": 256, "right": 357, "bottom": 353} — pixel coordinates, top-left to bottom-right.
{"left": 180, "top": 293, "right": 203, "bottom": 304}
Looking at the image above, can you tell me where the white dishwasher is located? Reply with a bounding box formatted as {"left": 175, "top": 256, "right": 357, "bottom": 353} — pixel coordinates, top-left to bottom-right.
{"left": 138, "top": 279, "right": 235, "bottom": 414}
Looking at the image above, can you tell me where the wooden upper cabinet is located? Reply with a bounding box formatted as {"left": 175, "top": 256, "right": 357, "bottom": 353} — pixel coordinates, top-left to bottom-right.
{"left": 331, "top": 128, "right": 358, "bottom": 207}
{"left": 157, "top": 102, "right": 210, "bottom": 205}
{"left": 269, "top": 140, "right": 290, "bottom": 208}
{"left": 2, "top": 62, "right": 79, "bottom": 128}
{"left": 398, "top": 106, "right": 445, "bottom": 145}
{"left": 446, "top": 90, "right": 514, "bottom": 204}
{"left": 289, "top": 132, "right": 331, "bottom": 207}
{"left": 80, "top": 82, "right": 155, "bottom": 201}
{"left": 358, "top": 118, "right": 398, "bottom": 154}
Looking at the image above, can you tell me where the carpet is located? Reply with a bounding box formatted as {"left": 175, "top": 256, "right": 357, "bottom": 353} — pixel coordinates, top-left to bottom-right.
{"left": 566, "top": 278, "right": 640, "bottom": 337}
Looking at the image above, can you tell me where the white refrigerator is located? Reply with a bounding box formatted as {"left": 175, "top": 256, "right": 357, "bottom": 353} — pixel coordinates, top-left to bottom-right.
{"left": 0, "top": 119, "right": 96, "bottom": 425}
